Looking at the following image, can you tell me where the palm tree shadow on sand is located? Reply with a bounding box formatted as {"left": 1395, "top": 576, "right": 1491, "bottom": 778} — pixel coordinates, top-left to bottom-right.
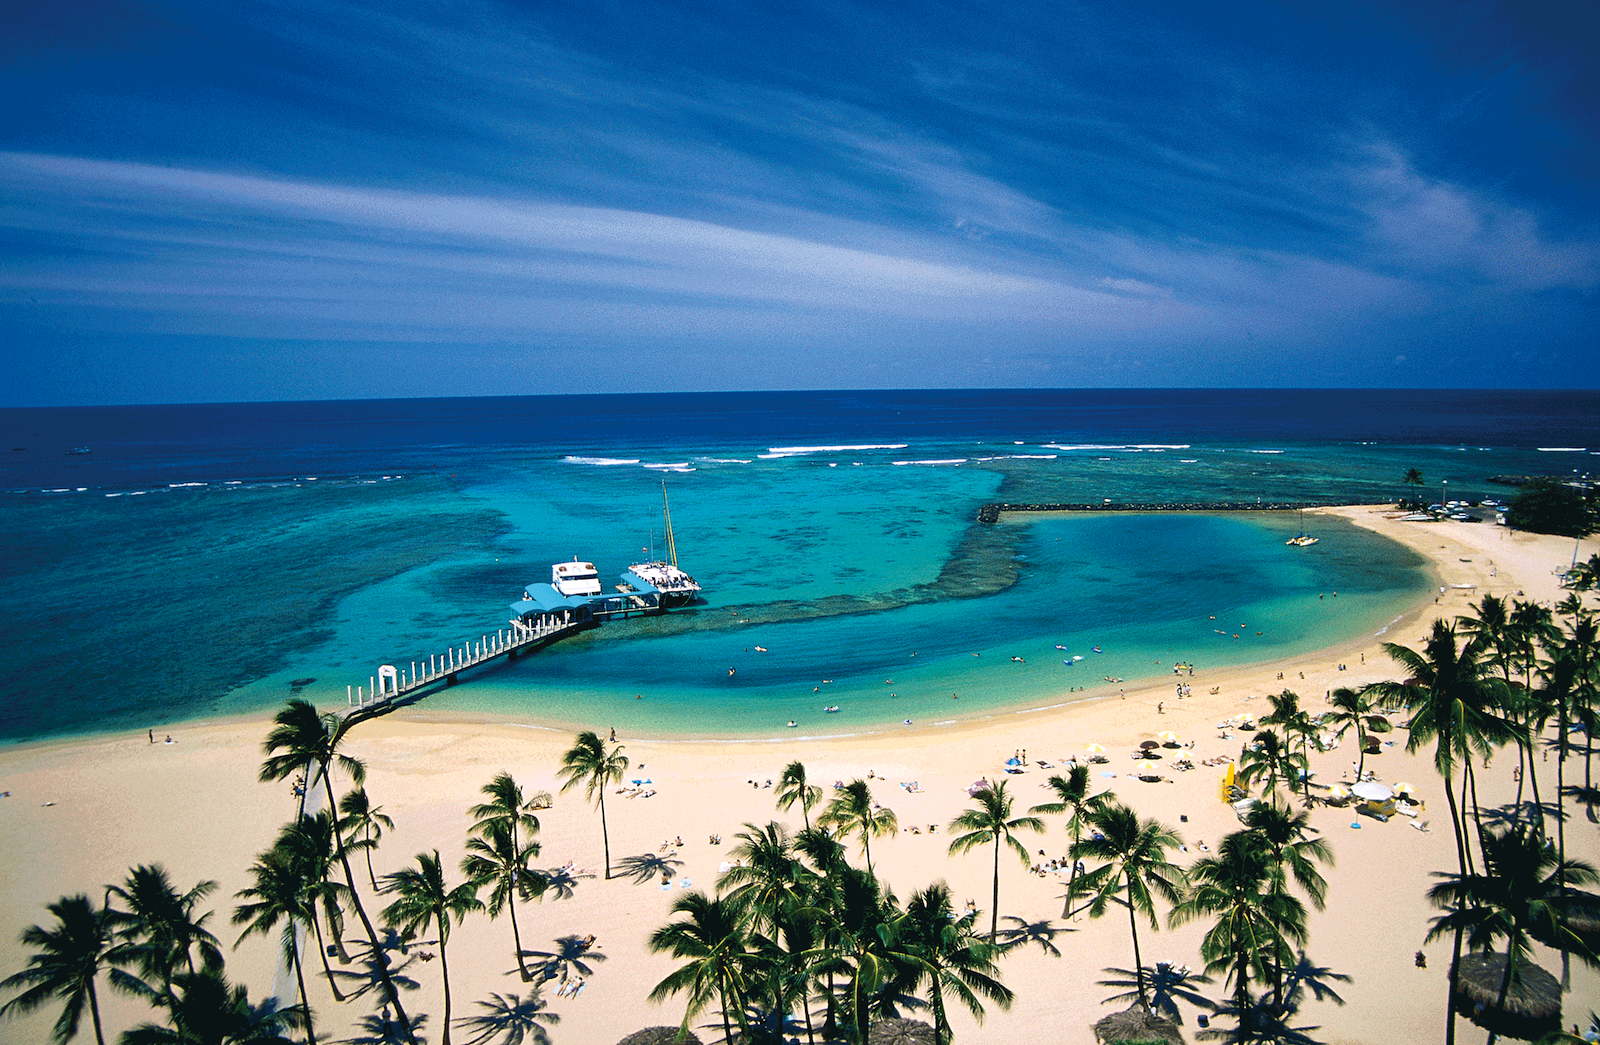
{"left": 532, "top": 865, "right": 592, "bottom": 901}
{"left": 1193, "top": 952, "right": 1349, "bottom": 1044}
{"left": 1097, "top": 962, "right": 1214, "bottom": 1024}
{"left": 523, "top": 934, "right": 606, "bottom": 981}
{"left": 613, "top": 852, "right": 685, "bottom": 884}
{"left": 338, "top": 1009, "right": 429, "bottom": 1045}
{"left": 994, "top": 915, "right": 1070, "bottom": 957}
{"left": 327, "top": 933, "right": 423, "bottom": 1004}
{"left": 454, "top": 989, "right": 560, "bottom": 1045}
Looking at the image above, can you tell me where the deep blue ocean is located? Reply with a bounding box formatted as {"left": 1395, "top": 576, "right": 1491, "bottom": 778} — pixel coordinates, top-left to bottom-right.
{"left": 2, "top": 389, "right": 1595, "bottom": 744}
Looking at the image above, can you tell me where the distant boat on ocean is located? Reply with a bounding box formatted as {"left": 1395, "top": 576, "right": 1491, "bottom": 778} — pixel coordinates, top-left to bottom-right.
{"left": 65, "top": 446, "right": 91, "bottom": 455}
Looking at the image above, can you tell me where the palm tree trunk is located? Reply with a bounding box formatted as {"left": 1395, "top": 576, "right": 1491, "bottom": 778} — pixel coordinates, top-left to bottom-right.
{"left": 308, "top": 907, "right": 345, "bottom": 1002}
{"left": 509, "top": 890, "right": 530, "bottom": 981}
{"left": 990, "top": 835, "right": 1001, "bottom": 943}
{"left": 1465, "top": 761, "right": 1488, "bottom": 854}
{"left": 1235, "top": 948, "right": 1249, "bottom": 1032}
{"left": 319, "top": 765, "right": 417, "bottom": 1045}
{"left": 863, "top": 823, "right": 873, "bottom": 875}
{"left": 438, "top": 935, "right": 453, "bottom": 1045}
{"left": 1126, "top": 877, "right": 1146, "bottom": 1009}
{"left": 719, "top": 974, "right": 734, "bottom": 1045}
{"left": 364, "top": 830, "right": 379, "bottom": 892}
{"left": 1355, "top": 720, "right": 1367, "bottom": 779}
{"left": 86, "top": 980, "right": 106, "bottom": 1045}
{"left": 291, "top": 926, "right": 319, "bottom": 1045}
{"left": 1442, "top": 777, "right": 1467, "bottom": 1045}
{"left": 599, "top": 790, "right": 612, "bottom": 880}
{"left": 1526, "top": 729, "right": 1546, "bottom": 838}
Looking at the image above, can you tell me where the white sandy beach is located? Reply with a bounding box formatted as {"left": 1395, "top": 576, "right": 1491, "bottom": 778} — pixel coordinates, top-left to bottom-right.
{"left": 2, "top": 507, "right": 1596, "bottom": 1045}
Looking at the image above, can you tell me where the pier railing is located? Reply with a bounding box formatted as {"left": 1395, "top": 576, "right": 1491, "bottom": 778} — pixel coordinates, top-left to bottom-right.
{"left": 347, "top": 614, "right": 584, "bottom": 712}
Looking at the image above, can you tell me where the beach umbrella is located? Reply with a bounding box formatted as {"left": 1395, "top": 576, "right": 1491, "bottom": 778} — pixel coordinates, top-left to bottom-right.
{"left": 1091, "top": 1003, "right": 1184, "bottom": 1045}
{"left": 1139, "top": 739, "right": 1160, "bottom": 749}
{"left": 1326, "top": 785, "right": 1351, "bottom": 801}
{"left": 1452, "top": 952, "right": 1561, "bottom": 1036}
{"left": 1005, "top": 756, "right": 1023, "bottom": 766}
{"left": 1351, "top": 781, "right": 1394, "bottom": 801}
{"left": 1158, "top": 730, "right": 1181, "bottom": 744}
{"left": 1085, "top": 743, "right": 1105, "bottom": 754}
{"left": 867, "top": 1018, "right": 938, "bottom": 1045}
{"left": 617, "top": 1029, "right": 704, "bottom": 1045}
{"left": 1394, "top": 782, "right": 1419, "bottom": 799}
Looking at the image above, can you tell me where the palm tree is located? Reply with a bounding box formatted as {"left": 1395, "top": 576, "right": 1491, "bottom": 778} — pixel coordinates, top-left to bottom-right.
{"left": 719, "top": 821, "right": 806, "bottom": 933}
{"left": 462, "top": 821, "right": 546, "bottom": 982}
{"left": 339, "top": 787, "right": 396, "bottom": 892}
{"left": 232, "top": 846, "right": 322, "bottom": 1044}
{"left": 1426, "top": 824, "right": 1600, "bottom": 1044}
{"left": 1370, "top": 618, "right": 1512, "bottom": 1045}
{"left": 381, "top": 851, "right": 483, "bottom": 1045}
{"left": 1402, "top": 467, "right": 1425, "bottom": 505}
{"left": 714, "top": 821, "right": 814, "bottom": 1040}
{"left": 648, "top": 891, "right": 757, "bottom": 1045}
{"left": 104, "top": 865, "right": 223, "bottom": 999}
{"left": 1030, "top": 764, "right": 1114, "bottom": 906}
{"left": 1326, "top": 686, "right": 1374, "bottom": 781}
{"left": 469, "top": 773, "right": 549, "bottom": 857}
{"left": 1169, "top": 832, "right": 1296, "bottom": 1028}
{"left": 556, "top": 732, "right": 629, "bottom": 880}
{"left": 1237, "top": 729, "right": 1304, "bottom": 799}
{"left": 887, "top": 883, "right": 1013, "bottom": 1044}
{"left": 1262, "top": 690, "right": 1316, "bottom": 799}
{"left": 117, "top": 970, "right": 306, "bottom": 1045}
{"left": 946, "top": 780, "right": 1044, "bottom": 943}
{"left": 259, "top": 699, "right": 416, "bottom": 1043}
{"left": 1242, "top": 799, "right": 1333, "bottom": 1007}
{"left": 0, "top": 894, "right": 149, "bottom": 1045}
{"left": 273, "top": 813, "right": 352, "bottom": 999}
{"left": 1068, "top": 803, "right": 1187, "bottom": 1011}
{"left": 819, "top": 780, "right": 898, "bottom": 874}
{"left": 775, "top": 761, "right": 823, "bottom": 830}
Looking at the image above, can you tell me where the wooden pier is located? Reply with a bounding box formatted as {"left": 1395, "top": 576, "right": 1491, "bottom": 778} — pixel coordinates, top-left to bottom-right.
{"left": 347, "top": 614, "right": 586, "bottom": 712}
{"left": 345, "top": 586, "right": 668, "bottom": 715}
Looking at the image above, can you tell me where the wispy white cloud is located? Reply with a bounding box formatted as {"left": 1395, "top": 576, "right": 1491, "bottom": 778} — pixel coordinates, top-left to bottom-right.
{"left": 1348, "top": 141, "right": 1599, "bottom": 292}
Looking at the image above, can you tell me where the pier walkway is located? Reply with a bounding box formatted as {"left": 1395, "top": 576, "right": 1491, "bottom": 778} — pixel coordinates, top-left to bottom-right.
{"left": 347, "top": 614, "right": 585, "bottom": 713}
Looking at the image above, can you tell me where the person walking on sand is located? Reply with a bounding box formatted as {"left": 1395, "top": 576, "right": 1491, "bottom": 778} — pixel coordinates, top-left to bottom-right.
{"left": 148, "top": 729, "right": 154, "bottom": 744}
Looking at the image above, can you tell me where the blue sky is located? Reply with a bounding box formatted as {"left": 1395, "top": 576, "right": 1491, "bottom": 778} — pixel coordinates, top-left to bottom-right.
{"left": 2, "top": 0, "right": 1596, "bottom": 403}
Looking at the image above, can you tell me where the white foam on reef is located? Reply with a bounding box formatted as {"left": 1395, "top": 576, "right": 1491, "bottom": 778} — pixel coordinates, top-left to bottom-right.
{"left": 564, "top": 456, "right": 641, "bottom": 466}
{"left": 1044, "top": 443, "right": 1186, "bottom": 452}
{"left": 763, "top": 444, "right": 909, "bottom": 457}
{"left": 1249, "top": 449, "right": 1285, "bottom": 454}
{"left": 892, "top": 459, "right": 968, "bottom": 466}
{"left": 1538, "top": 447, "right": 1588, "bottom": 452}
{"left": 169, "top": 482, "right": 207, "bottom": 488}
{"left": 642, "top": 462, "right": 691, "bottom": 469}
{"left": 697, "top": 457, "right": 753, "bottom": 464}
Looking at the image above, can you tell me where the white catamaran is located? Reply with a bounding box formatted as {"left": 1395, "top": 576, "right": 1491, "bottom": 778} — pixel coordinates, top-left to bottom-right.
{"left": 622, "top": 480, "right": 702, "bottom": 608}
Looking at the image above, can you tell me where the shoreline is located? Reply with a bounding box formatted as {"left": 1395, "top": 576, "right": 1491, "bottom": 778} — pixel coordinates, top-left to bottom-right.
{"left": 2, "top": 507, "right": 1595, "bottom": 1045}
{"left": 5, "top": 505, "right": 1444, "bottom": 752}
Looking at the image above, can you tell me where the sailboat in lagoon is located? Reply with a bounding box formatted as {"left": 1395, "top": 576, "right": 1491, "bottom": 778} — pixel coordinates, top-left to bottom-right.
{"left": 1285, "top": 509, "right": 1319, "bottom": 546}
{"left": 623, "top": 480, "right": 703, "bottom": 607}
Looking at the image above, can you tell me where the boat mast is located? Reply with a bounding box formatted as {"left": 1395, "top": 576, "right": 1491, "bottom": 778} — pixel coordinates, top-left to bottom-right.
{"left": 661, "top": 478, "right": 679, "bottom": 568}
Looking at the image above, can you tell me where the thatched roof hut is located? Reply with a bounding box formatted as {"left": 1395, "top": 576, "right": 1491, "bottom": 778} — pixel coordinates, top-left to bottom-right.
{"left": 1453, "top": 952, "right": 1561, "bottom": 1039}
{"left": 1092, "top": 1003, "right": 1185, "bottom": 1045}
{"left": 616, "top": 1028, "right": 704, "bottom": 1045}
{"left": 867, "top": 1018, "right": 938, "bottom": 1045}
